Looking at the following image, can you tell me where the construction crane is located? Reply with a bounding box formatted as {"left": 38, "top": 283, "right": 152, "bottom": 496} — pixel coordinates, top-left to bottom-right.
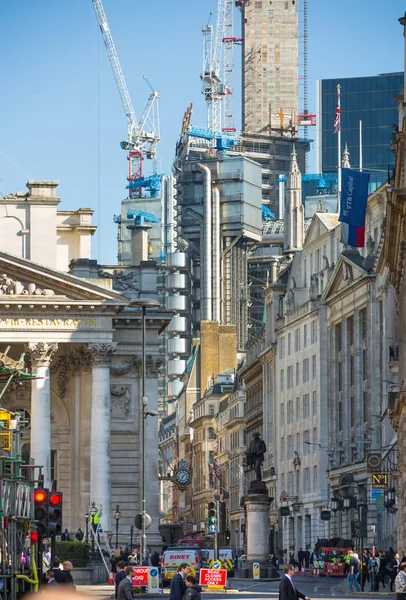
{"left": 91, "top": 0, "right": 160, "bottom": 198}
{"left": 200, "top": 2, "right": 227, "bottom": 135}
{"left": 222, "top": 0, "right": 241, "bottom": 133}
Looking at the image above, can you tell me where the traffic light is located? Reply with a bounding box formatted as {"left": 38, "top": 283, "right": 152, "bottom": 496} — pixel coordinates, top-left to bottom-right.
{"left": 208, "top": 502, "right": 217, "bottom": 528}
{"left": 225, "top": 529, "right": 230, "bottom": 542}
{"left": 218, "top": 501, "right": 226, "bottom": 534}
{"left": 34, "top": 488, "right": 49, "bottom": 536}
{"left": 48, "top": 492, "right": 63, "bottom": 535}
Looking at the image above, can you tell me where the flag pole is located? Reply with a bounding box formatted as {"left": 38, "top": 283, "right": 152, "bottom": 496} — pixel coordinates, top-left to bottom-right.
{"left": 359, "top": 120, "right": 363, "bottom": 172}
{"left": 337, "top": 84, "right": 341, "bottom": 213}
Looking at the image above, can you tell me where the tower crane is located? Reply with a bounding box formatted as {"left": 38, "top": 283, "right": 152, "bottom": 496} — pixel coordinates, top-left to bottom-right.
{"left": 91, "top": 0, "right": 160, "bottom": 198}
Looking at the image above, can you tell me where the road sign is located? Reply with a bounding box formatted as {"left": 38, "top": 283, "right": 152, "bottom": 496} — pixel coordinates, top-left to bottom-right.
{"left": 199, "top": 568, "right": 227, "bottom": 588}
{"left": 371, "top": 489, "right": 382, "bottom": 501}
{"left": 253, "top": 562, "right": 260, "bottom": 580}
{"left": 132, "top": 567, "right": 149, "bottom": 587}
{"left": 209, "top": 525, "right": 217, "bottom": 533}
{"left": 212, "top": 561, "right": 221, "bottom": 569}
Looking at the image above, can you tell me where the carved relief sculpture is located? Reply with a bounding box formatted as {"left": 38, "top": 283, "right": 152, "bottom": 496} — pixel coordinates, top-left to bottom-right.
{"left": 110, "top": 385, "right": 131, "bottom": 419}
{"left": 88, "top": 343, "right": 117, "bottom": 365}
{"left": 0, "top": 274, "right": 56, "bottom": 296}
{"left": 26, "top": 342, "right": 58, "bottom": 367}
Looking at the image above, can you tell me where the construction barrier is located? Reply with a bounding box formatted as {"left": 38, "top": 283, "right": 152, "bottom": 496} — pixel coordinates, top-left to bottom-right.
{"left": 324, "top": 562, "right": 345, "bottom": 577}
{"left": 310, "top": 564, "right": 322, "bottom": 577}
{"left": 320, "top": 547, "right": 351, "bottom": 556}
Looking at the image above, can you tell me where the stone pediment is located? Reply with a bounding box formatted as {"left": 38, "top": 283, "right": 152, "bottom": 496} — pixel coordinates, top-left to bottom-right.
{"left": 304, "top": 213, "right": 339, "bottom": 248}
{"left": 322, "top": 253, "right": 367, "bottom": 302}
{"left": 0, "top": 252, "right": 127, "bottom": 305}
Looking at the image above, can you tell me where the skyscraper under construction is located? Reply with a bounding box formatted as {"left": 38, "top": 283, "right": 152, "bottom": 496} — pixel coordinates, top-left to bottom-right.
{"left": 237, "top": 0, "right": 307, "bottom": 217}
{"left": 241, "top": 0, "right": 299, "bottom": 135}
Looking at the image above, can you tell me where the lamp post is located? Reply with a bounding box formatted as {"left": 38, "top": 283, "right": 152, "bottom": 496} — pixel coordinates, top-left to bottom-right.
{"left": 130, "top": 525, "right": 134, "bottom": 550}
{"left": 130, "top": 298, "right": 160, "bottom": 566}
{"left": 89, "top": 504, "right": 98, "bottom": 553}
{"left": 85, "top": 513, "right": 89, "bottom": 544}
{"left": 114, "top": 504, "right": 121, "bottom": 548}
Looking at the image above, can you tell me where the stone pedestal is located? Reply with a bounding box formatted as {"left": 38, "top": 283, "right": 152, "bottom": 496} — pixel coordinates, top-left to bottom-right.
{"left": 240, "top": 481, "right": 279, "bottom": 580}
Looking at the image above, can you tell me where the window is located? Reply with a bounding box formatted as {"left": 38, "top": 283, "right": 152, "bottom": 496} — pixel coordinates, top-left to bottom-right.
{"left": 312, "top": 391, "right": 317, "bottom": 415}
{"left": 288, "top": 471, "right": 293, "bottom": 495}
{"left": 303, "top": 259, "right": 307, "bottom": 287}
{"left": 279, "top": 336, "right": 285, "bottom": 359}
{"left": 316, "top": 249, "right": 320, "bottom": 272}
{"left": 281, "top": 438, "right": 285, "bottom": 461}
{"left": 303, "top": 324, "right": 308, "bottom": 348}
{"left": 288, "top": 333, "right": 291, "bottom": 355}
{"left": 209, "top": 405, "right": 215, "bottom": 416}
{"left": 303, "top": 430, "right": 310, "bottom": 455}
{"left": 296, "top": 397, "right": 300, "bottom": 420}
{"left": 313, "top": 428, "right": 317, "bottom": 453}
{"left": 303, "top": 467, "right": 310, "bottom": 494}
{"left": 280, "top": 369, "right": 285, "bottom": 392}
{"left": 303, "top": 358, "right": 309, "bottom": 382}
{"left": 303, "top": 394, "right": 310, "bottom": 418}
{"left": 313, "top": 466, "right": 318, "bottom": 493}
{"left": 295, "top": 328, "right": 301, "bottom": 352}
{"left": 208, "top": 427, "right": 216, "bottom": 440}
{"left": 311, "top": 320, "right": 317, "bottom": 344}
{"left": 287, "top": 435, "right": 293, "bottom": 459}
{"left": 310, "top": 253, "right": 313, "bottom": 274}
{"left": 280, "top": 473, "right": 285, "bottom": 492}
{"left": 287, "top": 400, "right": 293, "bottom": 424}
{"left": 287, "top": 366, "right": 293, "bottom": 390}
{"left": 280, "top": 404, "right": 285, "bottom": 426}
{"left": 296, "top": 362, "right": 300, "bottom": 386}
{"left": 296, "top": 432, "right": 300, "bottom": 452}
{"left": 312, "top": 355, "right": 317, "bottom": 379}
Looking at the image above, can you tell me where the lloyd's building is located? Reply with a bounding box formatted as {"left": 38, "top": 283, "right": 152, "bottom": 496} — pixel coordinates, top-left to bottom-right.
{"left": 0, "top": 180, "right": 170, "bottom": 547}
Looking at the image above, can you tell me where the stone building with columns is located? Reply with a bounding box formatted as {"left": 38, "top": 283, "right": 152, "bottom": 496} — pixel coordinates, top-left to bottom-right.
{"left": 379, "top": 11, "right": 406, "bottom": 553}
{"left": 0, "top": 180, "right": 172, "bottom": 547}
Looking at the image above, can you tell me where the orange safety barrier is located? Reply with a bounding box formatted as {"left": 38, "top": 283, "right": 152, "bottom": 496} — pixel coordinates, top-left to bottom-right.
{"left": 320, "top": 547, "right": 351, "bottom": 556}
{"left": 324, "top": 562, "right": 345, "bottom": 577}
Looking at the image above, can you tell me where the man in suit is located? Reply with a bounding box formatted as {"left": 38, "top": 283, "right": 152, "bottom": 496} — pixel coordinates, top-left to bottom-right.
{"left": 279, "top": 564, "right": 311, "bottom": 600}
{"left": 115, "top": 561, "right": 127, "bottom": 599}
{"left": 170, "top": 563, "right": 188, "bottom": 600}
{"left": 117, "top": 566, "right": 135, "bottom": 600}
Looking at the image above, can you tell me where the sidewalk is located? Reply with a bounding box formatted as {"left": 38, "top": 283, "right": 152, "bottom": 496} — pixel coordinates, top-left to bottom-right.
{"left": 332, "top": 581, "right": 395, "bottom": 596}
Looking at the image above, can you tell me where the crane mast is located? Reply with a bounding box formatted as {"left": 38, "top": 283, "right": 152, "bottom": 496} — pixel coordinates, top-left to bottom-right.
{"left": 222, "top": 0, "right": 241, "bottom": 132}
{"left": 91, "top": 0, "right": 160, "bottom": 198}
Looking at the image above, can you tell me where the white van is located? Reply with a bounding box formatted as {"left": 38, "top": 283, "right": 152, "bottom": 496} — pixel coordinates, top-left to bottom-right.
{"left": 161, "top": 549, "right": 200, "bottom": 586}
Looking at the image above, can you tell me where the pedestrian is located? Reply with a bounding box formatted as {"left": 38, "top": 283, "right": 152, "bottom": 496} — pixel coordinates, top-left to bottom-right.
{"left": 391, "top": 553, "right": 401, "bottom": 592}
{"left": 111, "top": 548, "right": 122, "bottom": 573}
{"left": 115, "top": 562, "right": 127, "bottom": 600}
{"left": 43, "top": 547, "right": 51, "bottom": 570}
{"left": 61, "top": 529, "right": 70, "bottom": 542}
{"left": 169, "top": 563, "right": 188, "bottom": 600}
{"left": 151, "top": 551, "right": 160, "bottom": 568}
{"left": 51, "top": 559, "right": 67, "bottom": 584}
{"left": 184, "top": 575, "right": 202, "bottom": 600}
{"left": 75, "top": 528, "right": 84, "bottom": 542}
{"left": 46, "top": 570, "right": 58, "bottom": 585}
{"left": 117, "top": 566, "right": 135, "bottom": 600}
{"left": 377, "top": 551, "right": 389, "bottom": 590}
{"left": 278, "top": 564, "right": 311, "bottom": 600}
{"left": 361, "top": 549, "right": 370, "bottom": 588}
{"left": 347, "top": 551, "right": 361, "bottom": 592}
{"left": 128, "top": 548, "right": 139, "bottom": 566}
{"left": 395, "top": 562, "right": 406, "bottom": 600}
{"left": 63, "top": 561, "right": 75, "bottom": 587}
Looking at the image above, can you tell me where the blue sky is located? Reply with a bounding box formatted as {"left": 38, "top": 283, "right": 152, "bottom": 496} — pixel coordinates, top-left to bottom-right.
{"left": 1, "top": 0, "right": 404, "bottom": 264}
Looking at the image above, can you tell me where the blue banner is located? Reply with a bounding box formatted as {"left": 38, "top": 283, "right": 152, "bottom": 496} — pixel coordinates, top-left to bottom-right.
{"left": 339, "top": 168, "right": 370, "bottom": 247}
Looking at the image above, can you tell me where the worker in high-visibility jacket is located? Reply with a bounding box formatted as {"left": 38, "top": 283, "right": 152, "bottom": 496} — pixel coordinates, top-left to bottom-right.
{"left": 91, "top": 504, "right": 101, "bottom": 533}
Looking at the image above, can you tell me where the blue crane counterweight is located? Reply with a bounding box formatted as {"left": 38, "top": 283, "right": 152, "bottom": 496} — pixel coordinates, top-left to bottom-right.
{"left": 126, "top": 174, "right": 162, "bottom": 198}
{"left": 127, "top": 209, "right": 160, "bottom": 226}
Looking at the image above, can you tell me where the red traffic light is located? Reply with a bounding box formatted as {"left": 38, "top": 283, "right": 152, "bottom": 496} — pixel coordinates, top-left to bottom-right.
{"left": 49, "top": 493, "right": 62, "bottom": 506}
{"left": 30, "top": 532, "right": 39, "bottom": 544}
{"left": 34, "top": 490, "right": 47, "bottom": 503}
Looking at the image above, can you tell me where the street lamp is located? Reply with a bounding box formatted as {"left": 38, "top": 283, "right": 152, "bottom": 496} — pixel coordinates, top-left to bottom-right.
{"left": 384, "top": 487, "right": 397, "bottom": 513}
{"left": 89, "top": 504, "right": 98, "bottom": 553}
{"left": 331, "top": 497, "right": 340, "bottom": 512}
{"left": 343, "top": 496, "right": 352, "bottom": 511}
{"left": 130, "top": 298, "right": 160, "bottom": 567}
{"left": 85, "top": 513, "right": 89, "bottom": 544}
{"left": 114, "top": 504, "right": 121, "bottom": 548}
{"left": 130, "top": 525, "right": 134, "bottom": 550}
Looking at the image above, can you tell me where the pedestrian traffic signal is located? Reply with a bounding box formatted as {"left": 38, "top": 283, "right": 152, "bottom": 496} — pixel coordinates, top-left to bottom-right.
{"left": 208, "top": 502, "right": 217, "bottom": 526}
{"left": 225, "top": 529, "right": 230, "bottom": 542}
{"left": 49, "top": 492, "right": 63, "bottom": 535}
{"left": 34, "top": 488, "right": 49, "bottom": 536}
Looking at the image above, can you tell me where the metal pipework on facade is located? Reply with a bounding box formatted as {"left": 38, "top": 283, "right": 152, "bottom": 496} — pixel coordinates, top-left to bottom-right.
{"left": 212, "top": 186, "right": 221, "bottom": 322}
{"left": 196, "top": 164, "right": 212, "bottom": 321}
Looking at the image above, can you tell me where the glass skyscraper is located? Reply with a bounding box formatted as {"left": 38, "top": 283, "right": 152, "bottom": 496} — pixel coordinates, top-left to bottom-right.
{"left": 316, "top": 72, "right": 403, "bottom": 190}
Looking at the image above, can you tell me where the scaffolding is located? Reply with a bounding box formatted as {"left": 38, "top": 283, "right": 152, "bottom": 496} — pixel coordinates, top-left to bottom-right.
{"left": 0, "top": 348, "right": 42, "bottom": 600}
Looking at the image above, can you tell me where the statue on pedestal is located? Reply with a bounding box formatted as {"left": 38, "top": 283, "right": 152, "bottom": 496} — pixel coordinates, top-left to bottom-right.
{"left": 246, "top": 432, "right": 266, "bottom": 481}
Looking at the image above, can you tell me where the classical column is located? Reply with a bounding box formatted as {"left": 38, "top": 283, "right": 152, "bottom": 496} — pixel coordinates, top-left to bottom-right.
{"left": 27, "top": 342, "right": 58, "bottom": 488}
{"left": 88, "top": 343, "right": 116, "bottom": 530}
